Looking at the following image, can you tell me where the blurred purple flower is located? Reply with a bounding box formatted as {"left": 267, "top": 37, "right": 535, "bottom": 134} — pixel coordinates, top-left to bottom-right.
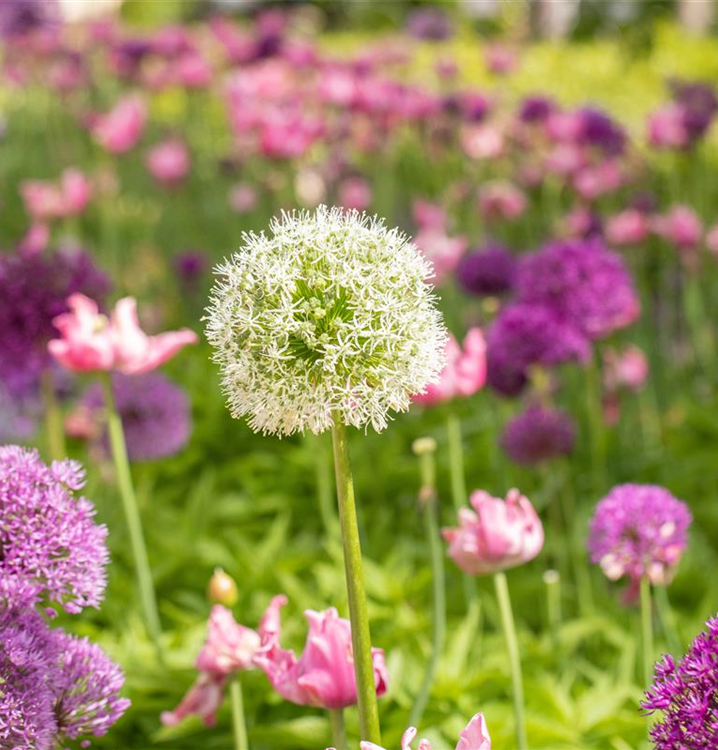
{"left": 456, "top": 244, "right": 517, "bottom": 297}
{"left": 406, "top": 7, "right": 454, "bottom": 41}
{"left": 501, "top": 405, "right": 576, "bottom": 466}
{"left": 174, "top": 249, "right": 208, "bottom": 291}
{"left": 577, "top": 107, "right": 626, "bottom": 156}
{"left": 0, "top": 0, "right": 58, "bottom": 39}
{"left": 519, "top": 95, "right": 555, "bottom": 123}
{"left": 670, "top": 79, "right": 718, "bottom": 141}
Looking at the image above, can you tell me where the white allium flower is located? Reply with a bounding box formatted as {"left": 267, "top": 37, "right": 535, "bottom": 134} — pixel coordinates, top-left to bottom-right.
{"left": 205, "top": 206, "right": 447, "bottom": 436}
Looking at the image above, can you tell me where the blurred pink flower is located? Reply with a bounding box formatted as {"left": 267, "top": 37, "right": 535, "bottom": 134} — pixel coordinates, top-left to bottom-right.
{"left": 176, "top": 53, "right": 212, "bottom": 88}
{"left": 229, "top": 183, "right": 258, "bottom": 213}
{"left": 461, "top": 123, "right": 504, "bottom": 160}
{"left": 484, "top": 43, "right": 518, "bottom": 75}
{"left": 161, "top": 673, "right": 225, "bottom": 728}
{"left": 338, "top": 176, "right": 372, "bottom": 211}
{"left": 254, "top": 595, "right": 388, "bottom": 710}
{"left": 414, "top": 229, "right": 468, "bottom": 283}
{"left": 443, "top": 489, "right": 544, "bottom": 575}
{"left": 415, "top": 328, "right": 486, "bottom": 405}
{"left": 647, "top": 104, "right": 689, "bottom": 150}
{"left": 92, "top": 95, "right": 147, "bottom": 154}
{"left": 413, "top": 200, "right": 446, "bottom": 231}
{"left": 606, "top": 209, "right": 649, "bottom": 246}
{"left": 573, "top": 161, "right": 622, "bottom": 201}
{"left": 478, "top": 181, "right": 527, "bottom": 222}
{"left": 603, "top": 345, "right": 649, "bottom": 393}
{"left": 49, "top": 294, "right": 197, "bottom": 374}
{"left": 21, "top": 168, "right": 92, "bottom": 221}
{"left": 356, "top": 712, "right": 491, "bottom": 750}
{"left": 651, "top": 205, "right": 703, "bottom": 251}
{"left": 146, "top": 138, "right": 191, "bottom": 188}
{"left": 18, "top": 223, "right": 50, "bottom": 254}
{"left": 544, "top": 144, "right": 586, "bottom": 177}
{"left": 706, "top": 223, "right": 718, "bottom": 257}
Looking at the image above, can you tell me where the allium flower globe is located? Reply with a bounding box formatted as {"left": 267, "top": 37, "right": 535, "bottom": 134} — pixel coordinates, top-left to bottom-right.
{"left": 205, "top": 206, "right": 446, "bottom": 435}
{"left": 501, "top": 405, "right": 576, "bottom": 466}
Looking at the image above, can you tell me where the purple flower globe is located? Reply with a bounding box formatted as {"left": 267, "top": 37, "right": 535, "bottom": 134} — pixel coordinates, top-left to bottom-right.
{"left": 577, "top": 106, "right": 626, "bottom": 156}
{"left": 518, "top": 95, "right": 555, "bottom": 123}
{"left": 670, "top": 79, "right": 718, "bottom": 142}
{"left": 501, "top": 405, "right": 576, "bottom": 466}
{"left": 405, "top": 7, "right": 454, "bottom": 41}
{"left": 643, "top": 615, "right": 718, "bottom": 748}
{"left": 83, "top": 373, "right": 192, "bottom": 462}
{"left": 588, "top": 484, "right": 691, "bottom": 588}
{"left": 516, "top": 237, "right": 639, "bottom": 340}
{"left": 456, "top": 245, "right": 517, "bottom": 297}
{"left": 0, "top": 0, "right": 59, "bottom": 39}
{"left": 0, "top": 446, "right": 109, "bottom": 613}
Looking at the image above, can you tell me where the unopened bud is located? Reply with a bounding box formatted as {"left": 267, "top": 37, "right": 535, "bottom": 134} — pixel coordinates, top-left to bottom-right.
{"left": 412, "top": 436, "right": 437, "bottom": 456}
{"left": 207, "top": 568, "right": 238, "bottom": 606}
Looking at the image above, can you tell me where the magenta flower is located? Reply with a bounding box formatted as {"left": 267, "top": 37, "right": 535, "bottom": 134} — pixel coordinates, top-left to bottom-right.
{"left": 92, "top": 95, "right": 147, "bottom": 154}
{"left": 254, "top": 595, "right": 388, "bottom": 710}
{"left": 21, "top": 168, "right": 92, "bottom": 222}
{"left": 415, "top": 328, "right": 486, "bottom": 406}
{"left": 501, "top": 406, "right": 576, "bottom": 466}
{"left": 146, "top": 138, "right": 191, "bottom": 188}
{"left": 602, "top": 345, "right": 649, "bottom": 393}
{"left": 647, "top": 104, "right": 690, "bottom": 150}
{"left": 49, "top": 293, "right": 197, "bottom": 374}
{"left": 588, "top": 484, "right": 691, "bottom": 591}
{"left": 443, "top": 489, "right": 544, "bottom": 575}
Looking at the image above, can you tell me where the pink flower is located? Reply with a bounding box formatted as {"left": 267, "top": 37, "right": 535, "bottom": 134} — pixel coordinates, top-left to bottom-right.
{"left": 572, "top": 161, "right": 623, "bottom": 201}
{"left": 443, "top": 489, "right": 544, "bottom": 575}
{"left": 603, "top": 345, "right": 649, "bottom": 393}
{"left": 651, "top": 205, "right": 703, "bottom": 251}
{"left": 544, "top": 144, "right": 586, "bottom": 177}
{"left": 414, "top": 229, "right": 468, "bottom": 283}
{"left": 49, "top": 293, "right": 198, "bottom": 374}
{"left": 706, "top": 223, "right": 718, "bottom": 257}
{"left": 606, "top": 209, "right": 649, "bottom": 246}
{"left": 254, "top": 595, "right": 388, "bottom": 710}
{"left": 92, "top": 95, "right": 147, "bottom": 154}
{"left": 196, "top": 605, "right": 262, "bottom": 676}
{"left": 338, "top": 177, "right": 372, "bottom": 212}
{"left": 412, "top": 200, "right": 446, "bottom": 232}
{"left": 461, "top": 123, "right": 504, "bottom": 160}
{"left": 161, "top": 673, "right": 225, "bottom": 728}
{"left": 20, "top": 169, "right": 92, "bottom": 221}
{"left": 146, "top": 138, "right": 191, "bottom": 188}
{"left": 647, "top": 104, "right": 689, "bottom": 150}
{"left": 229, "top": 183, "right": 258, "bottom": 213}
{"left": 354, "top": 712, "right": 491, "bottom": 750}
{"left": 415, "top": 328, "right": 486, "bottom": 406}
{"left": 484, "top": 43, "right": 518, "bottom": 75}
{"left": 175, "top": 53, "right": 213, "bottom": 88}
{"left": 478, "top": 181, "right": 527, "bottom": 222}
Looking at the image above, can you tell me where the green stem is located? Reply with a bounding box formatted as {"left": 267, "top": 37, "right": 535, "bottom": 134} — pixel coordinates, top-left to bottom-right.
{"left": 230, "top": 675, "right": 249, "bottom": 750}
{"left": 409, "top": 443, "right": 446, "bottom": 727}
{"left": 494, "top": 571, "right": 528, "bottom": 750}
{"left": 654, "top": 584, "right": 681, "bottom": 655}
{"left": 543, "top": 569, "right": 561, "bottom": 645}
{"left": 101, "top": 373, "right": 162, "bottom": 653}
{"left": 641, "top": 577, "right": 655, "bottom": 686}
{"left": 329, "top": 708, "right": 346, "bottom": 750}
{"left": 40, "top": 369, "right": 66, "bottom": 461}
{"left": 585, "top": 357, "right": 607, "bottom": 493}
{"left": 445, "top": 414, "right": 476, "bottom": 606}
{"left": 330, "top": 416, "right": 381, "bottom": 745}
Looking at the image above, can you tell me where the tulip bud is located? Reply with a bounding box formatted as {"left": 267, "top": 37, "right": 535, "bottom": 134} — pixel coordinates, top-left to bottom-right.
{"left": 207, "top": 568, "right": 238, "bottom": 606}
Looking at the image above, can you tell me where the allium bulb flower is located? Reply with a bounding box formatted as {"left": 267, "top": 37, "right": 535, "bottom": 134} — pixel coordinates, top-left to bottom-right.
{"left": 0, "top": 446, "right": 108, "bottom": 613}
{"left": 500, "top": 405, "right": 576, "bottom": 466}
{"left": 643, "top": 615, "right": 718, "bottom": 748}
{"left": 352, "top": 712, "right": 491, "bottom": 750}
{"left": 82, "top": 373, "right": 192, "bottom": 462}
{"left": 456, "top": 244, "right": 517, "bottom": 297}
{"left": 254, "top": 594, "right": 388, "bottom": 709}
{"left": 205, "top": 206, "right": 446, "bottom": 435}
{"left": 443, "top": 489, "right": 544, "bottom": 575}
{"left": 588, "top": 484, "right": 691, "bottom": 590}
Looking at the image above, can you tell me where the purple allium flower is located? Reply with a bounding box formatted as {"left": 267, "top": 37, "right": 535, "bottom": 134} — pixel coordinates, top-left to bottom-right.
{"left": 500, "top": 405, "right": 576, "bottom": 466}
{"left": 486, "top": 303, "right": 590, "bottom": 397}
{"left": 577, "top": 107, "right": 626, "bottom": 156}
{"left": 53, "top": 632, "right": 131, "bottom": 741}
{"left": 0, "top": 246, "right": 110, "bottom": 395}
{"left": 670, "top": 79, "right": 718, "bottom": 141}
{"left": 83, "top": 373, "right": 192, "bottom": 462}
{"left": 0, "top": 378, "right": 38, "bottom": 442}
{"left": 588, "top": 484, "right": 691, "bottom": 589}
{"left": 516, "top": 237, "right": 640, "bottom": 340}
{"left": 643, "top": 616, "right": 718, "bottom": 748}
{"left": 0, "top": 446, "right": 109, "bottom": 613}
{"left": 519, "top": 95, "right": 555, "bottom": 123}
{"left": 0, "top": 605, "right": 60, "bottom": 750}
{"left": 174, "top": 249, "right": 208, "bottom": 291}
{"left": 0, "top": 0, "right": 59, "bottom": 39}
{"left": 406, "top": 7, "right": 454, "bottom": 41}
{"left": 456, "top": 245, "right": 517, "bottom": 296}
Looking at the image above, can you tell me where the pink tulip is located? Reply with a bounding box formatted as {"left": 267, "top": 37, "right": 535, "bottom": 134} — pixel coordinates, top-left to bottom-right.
{"left": 352, "top": 712, "right": 491, "bottom": 750}
{"left": 254, "top": 595, "right": 388, "bottom": 710}
{"left": 146, "top": 138, "right": 191, "bottom": 188}
{"left": 412, "top": 200, "right": 446, "bottom": 232}
{"left": 61, "top": 169, "right": 92, "bottom": 214}
{"left": 544, "top": 144, "right": 586, "bottom": 177}
{"left": 176, "top": 53, "right": 213, "bottom": 88}
{"left": 195, "top": 605, "right": 262, "bottom": 676}
{"left": 477, "top": 181, "right": 527, "bottom": 222}
{"left": 651, "top": 205, "right": 703, "bottom": 251}
{"left": 573, "top": 161, "right": 622, "bottom": 201}
{"left": 415, "top": 328, "right": 486, "bottom": 406}
{"left": 229, "top": 183, "right": 258, "bottom": 213}
{"left": 160, "top": 673, "right": 225, "bottom": 728}
{"left": 18, "top": 223, "right": 50, "bottom": 254}
{"left": 414, "top": 229, "right": 468, "bottom": 283}
{"left": 647, "top": 104, "right": 689, "bottom": 150}
{"left": 48, "top": 293, "right": 198, "bottom": 374}
{"left": 92, "top": 95, "right": 147, "bottom": 154}
{"left": 605, "top": 209, "right": 649, "bottom": 246}
{"left": 338, "top": 177, "right": 372, "bottom": 212}
{"left": 20, "top": 169, "right": 91, "bottom": 221}
{"left": 603, "top": 345, "right": 649, "bottom": 393}
{"left": 443, "top": 489, "right": 544, "bottom": 575}
{"left": 460, "top": 123, "right": 504, "bottom": 160}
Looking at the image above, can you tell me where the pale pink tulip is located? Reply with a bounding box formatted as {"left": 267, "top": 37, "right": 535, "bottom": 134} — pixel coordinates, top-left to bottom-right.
{"left": 338, "top": 176, "right": 372, "bottom": 212}
{"left": 412, "top": 200, "right": 446, "bottom": 231}
{"left": 254, "top": 595, "right": 388, "bottom": 710}
{"left": 48, "top": 293, "right": 197, "bottom": 374}
{"left": 229, "top": 183, "right": 258, "bottom": 213}
{"left": 647, "top": 104, "right": 689, "bottom": 150}
{"left": 20, "top": 169, "right": 91, "bottom": 221}
{"left": 606, "top": 209, "right": 649, "bottom": 246}
{"left": 161, "top": 673, "right": 225, "bottom": 728}
{"left": 146, "top": 138, "right": 191, "bottom": 188}
{"left": 651, "top": 205, "right": 703, "bottom": 251}
{"left": 415, "top": 328, "right": 486, "bottom": 406}
{"left": 195, "top": 605, "right": 262, "bottom": 676}
{"left": 92, "top": 95, "right": 147, "bottom": 154}
{"left": 478, "top": 181, "right": 527, "bottom": 222}
{"left": 603, "top": 345, "right": 649, "bottom": 393}
{"left": 443, "top": 489, "right": 544, "bottom": 575}
{"left": 461, "top": 123, "right": 504, "bottom": 160}
{"left": 414, "top": 229, "right": 467, "bottom": 283}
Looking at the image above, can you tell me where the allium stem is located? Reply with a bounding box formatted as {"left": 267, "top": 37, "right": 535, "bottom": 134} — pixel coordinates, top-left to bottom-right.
{"left": 101, "top": 373, "right": 162, "bottom": 654}
{"left": 654, "top": 584, "right": 681, "bottom": 655}
{"left": 493, "top": 571, "right": 528, "bottom": 750}
{"left": 329, "top": 708, "right": 346, "bottom": 750}
{"left": 40, "top": 369, "right": 66, "bottom": 461}
{"left": 230, "top": 674, "right": 249, "bottom": 750}
{"left": 446, "top": 414, "right": 477, "bottom": 607}
{"left": 330, "top": 416, "right": 381, "bottom": 745}
{"left": 641, "top": 576, "right": 655, "bottom": 686}
{"left": 409, "top": 441, "right": 446, "bottom": 728}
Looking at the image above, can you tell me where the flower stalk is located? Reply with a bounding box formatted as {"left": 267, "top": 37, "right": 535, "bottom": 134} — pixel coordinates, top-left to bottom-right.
{"left": 40, "top": 369, "right": 66, "bottom": 461}
{"left": 230, "top": 674, "right": 249, "bottom": 750}
{"left": 329, "top": 708, "right": 346, "bottom": 750}
{"left": 330, "top": 415, "right": 381, "bottom": 745}
{"left": 641, "top": 576, "right": 655, "bottom": 686}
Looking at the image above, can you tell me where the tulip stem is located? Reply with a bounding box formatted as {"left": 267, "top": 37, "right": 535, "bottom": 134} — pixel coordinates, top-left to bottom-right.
{"left": 329, "top": 708, "right": 346, "bottom": 750}
{"left": 40, "top": 369, "right": 66, "bottom": 461}
{"left": 446, "top": 414, "right": 477, "bottom": 607}
{"left": 641, "top": 576, "right": 655, "bottom": 686}
{"left": 330, "top": 415, "right": 381, "bottom": 745}
{"left": 493, "top": 571, "right": 528, "bottom": 750}
{"left": 230, "top": 675, "right": 249, "bottom": 750}
{"left": 101, "top": 373, "right": 163, "bottom": 656}
{"left": 410, "top": 443, "right": 446, "bottom": 728}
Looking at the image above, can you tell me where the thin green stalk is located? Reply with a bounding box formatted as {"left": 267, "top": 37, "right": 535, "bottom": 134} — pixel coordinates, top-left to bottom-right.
{"left": 446, "top": 414, "right": 476, "bottom": 606}
{"left": 101, "top": 373, "right": 162, "bottom": 653}
{"left": 330, "top": 416, "right": 381, "bottom": 745}
{"left": 329, "top": 708, "right": 346, "bottom": 750}
{"left": 585, "top": 357, "right": 607, "bottom": 493}
{"left": 409, "top": 439, "right": 446, "bottom": 727}
{"left": 230, "top": 675, "right": 249, "bottom": 750}
{"left": 493, "top": 571, "right": 528, "bottom": 750}
{"left": 641, "top": 577, "right": 655, "bottom": 686}
{"left": 543, "top": 570, "right": 561, "bottom": 645}
{"left": 654, "top": 584, "right": 681, "bottom": 655}
{"left": 40, "top": 369, "right": 66, "bottom": 461}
